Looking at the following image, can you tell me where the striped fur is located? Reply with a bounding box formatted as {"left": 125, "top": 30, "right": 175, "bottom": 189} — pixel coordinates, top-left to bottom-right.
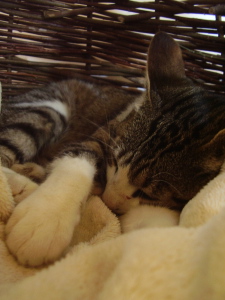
{"left": 1, "top": 32, "right": 225, "bottom": 214}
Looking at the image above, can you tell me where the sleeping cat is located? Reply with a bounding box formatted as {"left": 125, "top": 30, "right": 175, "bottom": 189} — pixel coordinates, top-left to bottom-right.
{"left": 1, "top": 32, "right": 225, "bottom": 266}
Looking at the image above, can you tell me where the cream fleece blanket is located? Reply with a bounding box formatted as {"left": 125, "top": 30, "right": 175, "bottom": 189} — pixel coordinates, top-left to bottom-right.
{"left": 0, "top": 163, "right": 225, "bottom": 299}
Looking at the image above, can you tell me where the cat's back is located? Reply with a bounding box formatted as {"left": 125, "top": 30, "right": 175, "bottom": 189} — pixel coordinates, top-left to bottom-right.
{"left": 56, "top": 79, "right": 138, "bottom": 139}
{"left": 0, "top": 78, "right": 138, "bottom": 165}
{"left": 2, "top": 78, "right": 137, "bottom": 132}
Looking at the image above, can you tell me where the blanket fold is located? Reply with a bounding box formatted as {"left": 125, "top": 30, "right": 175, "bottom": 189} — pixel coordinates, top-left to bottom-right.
{"left": 1, "top": 163, "right": 225, "bottom": 299}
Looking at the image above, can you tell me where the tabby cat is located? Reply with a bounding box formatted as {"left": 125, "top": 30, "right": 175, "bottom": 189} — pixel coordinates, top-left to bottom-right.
{"left": 2, "top": 32, "right": 225, "bottom": 266}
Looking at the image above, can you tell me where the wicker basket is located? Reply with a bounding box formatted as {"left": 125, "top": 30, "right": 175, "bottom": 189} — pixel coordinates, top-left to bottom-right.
{"left": 0, "top": 0, "right": 224, "bottom": 100}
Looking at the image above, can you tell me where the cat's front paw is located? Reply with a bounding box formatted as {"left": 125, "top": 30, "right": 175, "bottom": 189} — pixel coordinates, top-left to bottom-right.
{"left": 5, "top": 194, "right": 78, "bottom": 267}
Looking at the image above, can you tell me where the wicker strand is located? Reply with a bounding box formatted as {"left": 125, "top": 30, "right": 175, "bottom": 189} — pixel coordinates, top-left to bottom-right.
{"left": 0, "top": 0, "right": 224, "bottom": 99}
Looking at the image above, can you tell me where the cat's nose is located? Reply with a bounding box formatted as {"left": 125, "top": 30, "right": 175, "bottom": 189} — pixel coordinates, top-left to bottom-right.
{"left": 123, "top": 194, "right": 132, "bottom": 200}
{"left": 102, "top": 189, "right": 128, "bottom": 212}
{"left": 102, "top": 189, "right": 120, "bottom": 210}
{"left": 102, "top": 188, "right": 140, "bottom": 215}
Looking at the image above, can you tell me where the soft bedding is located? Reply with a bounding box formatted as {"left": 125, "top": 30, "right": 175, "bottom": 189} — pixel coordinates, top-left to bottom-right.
{"left": 0, "top": 163, "right": 225, "bottom": 299}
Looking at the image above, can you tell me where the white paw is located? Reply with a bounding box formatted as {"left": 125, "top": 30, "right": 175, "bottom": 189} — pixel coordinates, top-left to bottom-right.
{"left": 5, "top": 192, "right": 79, "bottom": 267}
{"left": 5, "top": 156, "right": 95, "bottom": 267}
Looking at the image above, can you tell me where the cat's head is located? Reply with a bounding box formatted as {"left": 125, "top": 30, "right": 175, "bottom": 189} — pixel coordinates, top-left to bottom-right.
{"left": 102, "top": 32, "right": 225, "bottom": 214}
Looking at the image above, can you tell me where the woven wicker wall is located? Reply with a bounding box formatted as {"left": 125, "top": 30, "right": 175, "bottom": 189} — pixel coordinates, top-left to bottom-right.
{"left": 0, "top": 0, "right": 224, "bottom": 100}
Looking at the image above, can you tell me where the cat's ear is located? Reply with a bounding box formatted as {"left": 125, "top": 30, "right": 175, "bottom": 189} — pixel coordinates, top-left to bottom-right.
{"left": 201, "top": 129, "right": 225, "bottom": 169}
{"left": 147, "top": 32, "right": 186, "bottom": 89}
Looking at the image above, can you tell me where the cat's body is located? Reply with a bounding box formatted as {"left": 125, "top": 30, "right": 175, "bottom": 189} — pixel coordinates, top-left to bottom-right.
{"left": 0, "top": 79, "right": 136, "bottom": 168}
{"left": 1, "top": 32, "right": 225, "bottom": 266}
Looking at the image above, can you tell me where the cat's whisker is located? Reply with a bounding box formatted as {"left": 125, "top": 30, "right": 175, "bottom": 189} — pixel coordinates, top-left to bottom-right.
{"left": 79, "top": 133, "right": 116, "bottom": 153}
{"left": 80, "top": 116, "right": 120, "bottom": 149}
{"left": 102, "top": 108, "right": 120, "bottom": 150}
{"left": 151, "top": 179, "right": 183, "bottom": 197}
{"left": 103, "top": 102, "right": 110, "bottom": 130}
{"left": 80, "top": 116, "right": 101, "bottom": 130}
{"left": 151, "top": 172, "right": 180, "bottom": 180}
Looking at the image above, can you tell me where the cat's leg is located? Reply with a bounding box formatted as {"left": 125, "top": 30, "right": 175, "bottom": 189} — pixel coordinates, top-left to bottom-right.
{"left": 5, "top": 155, "right": 96, "bottom": 266}
{"left": 11, "top": 162, "right": 46, "bottom": 183}
{"left": 0, "top": 99, "right": 68, "bottom": 168}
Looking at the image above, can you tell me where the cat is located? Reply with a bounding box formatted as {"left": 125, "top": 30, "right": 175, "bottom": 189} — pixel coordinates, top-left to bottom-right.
{"left": 1, "top": 32, "right": 225, "bottom": 267}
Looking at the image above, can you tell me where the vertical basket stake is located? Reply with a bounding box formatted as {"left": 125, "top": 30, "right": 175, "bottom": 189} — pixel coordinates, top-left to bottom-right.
{"left": 0, "top": 81, "right": 2, "bottom": 113}
{"left": 216, "top": 15, "right": 225, "bottom": 86}
{"left": 86, "top": 0, "right": 93, "bottom": 72}
{"left": 7, "top": 13, "right": 14, "bottom": 98}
